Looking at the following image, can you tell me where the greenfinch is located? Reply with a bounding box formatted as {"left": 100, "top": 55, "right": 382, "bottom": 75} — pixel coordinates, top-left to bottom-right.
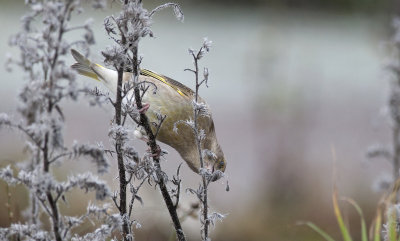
{"left": 71, "top": 49, "right": 226, "bottom": 176}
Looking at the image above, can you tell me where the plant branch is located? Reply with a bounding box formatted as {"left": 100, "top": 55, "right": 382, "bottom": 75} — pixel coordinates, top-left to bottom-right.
{"left": 115, "top": 65, "right": 130, "bottom": 240}
{"left": 192, "top": 45, "right": 209, "bottom": 241}
{"left": 130, "top": 39, "right": 186, "bottom": 241}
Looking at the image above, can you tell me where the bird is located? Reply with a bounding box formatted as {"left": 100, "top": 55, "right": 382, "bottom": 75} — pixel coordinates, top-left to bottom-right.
{"left": 70, "top": 49, "right": 226, "bottom": 178}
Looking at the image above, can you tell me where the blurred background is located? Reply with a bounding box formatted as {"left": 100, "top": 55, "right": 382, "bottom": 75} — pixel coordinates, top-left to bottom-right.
{"left": 0, "top": 0, "right": 398, "bottom": 240}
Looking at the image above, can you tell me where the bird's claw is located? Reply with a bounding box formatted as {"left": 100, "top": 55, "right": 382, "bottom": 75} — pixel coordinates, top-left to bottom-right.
{"left": 147, "top": 144, "right": 161, "bottom": 159}
{"left": 139, "top": 103, "right": 150, "bottom": 114}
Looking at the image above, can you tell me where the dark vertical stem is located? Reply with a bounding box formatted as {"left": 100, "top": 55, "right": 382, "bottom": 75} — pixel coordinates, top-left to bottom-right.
{"left": 194, "top": 58, "right": 199, "bottom": 103}
{"left": 201, "top": 178, "right": 209, "bottom": 239}
{"left": 43, "top": 93, "right": 62, "bottom": 241}
{"left": 115, "top": 1, "right": 184, "bottom": 239}
{"left": 202, "top": 182, "right": 209, "bottom": 239}
{"left": 42, "top": 88, "right": 62, "bottom": 241}
{"left": 116, "top": 3, "right": 130, "bottom": 239}
{"left": 40, "top": 3, "right": 71, "bottom": 240}
{"left": 43, "top": 1, "right": 75, "bottom": 238}
{"left": 46, "top": 193, "right": 62, "bottom": 241}
{"left": 193, "top": 51, "right": 209, "bottom": 240}
{"left": 111, "top": 1, "right": 131, "bottom": 240}
{"left": 131, "top": 43, "right": 186, "bottom": 241}
{"left": 116, "top": 66, "right": 130, "bottom": 240}
{"left": 133, "top": 87, "right": 186, "bottom": 241}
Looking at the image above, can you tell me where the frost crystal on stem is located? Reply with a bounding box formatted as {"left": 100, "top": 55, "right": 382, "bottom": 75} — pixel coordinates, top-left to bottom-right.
{"left": 101, "top": 0, "right": 186, "bottom": 240}
{"left": 184, "top": 38, "right": 227, "bottom": 240}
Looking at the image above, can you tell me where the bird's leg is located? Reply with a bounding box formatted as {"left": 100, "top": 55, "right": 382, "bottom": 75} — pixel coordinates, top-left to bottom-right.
{"left": 139, "top": 103, "right": 150, "bottom": 114}
{"left": 146, "top": 144, "right": 161, "bottom": 159}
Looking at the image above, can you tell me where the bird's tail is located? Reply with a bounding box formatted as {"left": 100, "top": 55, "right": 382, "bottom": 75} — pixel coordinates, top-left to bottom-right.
{"left": 71, "top": 49, "right": 99, "bottom": 81}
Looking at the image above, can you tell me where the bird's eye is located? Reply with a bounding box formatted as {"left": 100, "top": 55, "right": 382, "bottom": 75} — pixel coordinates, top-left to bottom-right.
{"left": 218, "top": 160, "right": 225, "bottom": 169}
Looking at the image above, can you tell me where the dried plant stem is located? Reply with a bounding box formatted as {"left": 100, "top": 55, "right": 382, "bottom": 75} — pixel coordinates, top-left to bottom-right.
{"left": 200, "top": 163, "right": 209, "bottom": 239}
{"left": 113, "top": 2, "right": 130, "bottom": 238}
{"left": 130, "top": 44, "right": 186, "bottom": 241}
{"left": 41, "top": 4, "right": 71, "bottom": 240}
{"left": 42, "top": 75, "right": 62, "bottom": 240}
{"left": 192, "top": 53, "right": 209, "bottom": 240}
{"left": 0, "top": 0, "right": 121, "bottom": 239}
{"left": 104, "top": 1, "right": 185, "bottom": 239}
{"left": 46, "top": 193, "right": 62, "bottom": 241}
{"left": 116, "top": 66, "right": 130, "bottom": 239}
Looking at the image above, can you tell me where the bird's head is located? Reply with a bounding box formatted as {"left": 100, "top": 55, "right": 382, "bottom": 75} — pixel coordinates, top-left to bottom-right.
{"left": 203, "top": 144, "right": 226, "bottom": 182}
{"left": 213, "top": 155, "right": 226, "bottom": 173}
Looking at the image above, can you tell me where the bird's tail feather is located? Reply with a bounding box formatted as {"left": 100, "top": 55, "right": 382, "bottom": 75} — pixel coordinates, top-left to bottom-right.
{"left": 71, "top": 49, "right": 99, "bottom": 81}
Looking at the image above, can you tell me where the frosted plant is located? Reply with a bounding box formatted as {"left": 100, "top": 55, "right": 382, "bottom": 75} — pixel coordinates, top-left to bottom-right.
{"left": 0, "top": 0, "right": 121, "bottom": 240}
{"left": 98, "top": 0, "right": 186, "bottom": 240}
{"left": 181, "top": 38, "right": 228, "bottom": 240}
{"left": 367, "top": 16, "right": 400, "bottom": 240}
{"left": 1, "top": 0, "right": 226, "bottom": 240}
{"left": 368, "top": 17, "right": 400, "bottom": 194}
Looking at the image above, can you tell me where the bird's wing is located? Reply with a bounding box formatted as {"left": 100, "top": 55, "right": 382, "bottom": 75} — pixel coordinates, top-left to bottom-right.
{"left": 71, "top": 49, "right": 193, "bottom": 97}
{"left": 140, "top": 69, "right": 193, "bottom": 97}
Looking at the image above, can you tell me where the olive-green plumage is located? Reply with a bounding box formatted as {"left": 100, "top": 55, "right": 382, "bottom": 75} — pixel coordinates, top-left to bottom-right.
{"left": 71, "top": 49, "right": 226, "bottom": 175}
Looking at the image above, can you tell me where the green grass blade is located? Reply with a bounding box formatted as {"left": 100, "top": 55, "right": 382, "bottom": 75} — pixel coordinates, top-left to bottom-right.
{"left": 342, "top": 197, "right": 367, "bottom": 241}
{"left": 360, "top": 216, "right": 368, "bottom": 241}
{"left": 388, "top": 206, "right": 397, "bottom": 241}
{"left": 374, "top": 207, "right": 382, "bottom": 241}
{"left": 299, "top": 221, "right": 336, "bottom": 241}
{"left": 333, "top": 186, "right": 353, "bottom": 241}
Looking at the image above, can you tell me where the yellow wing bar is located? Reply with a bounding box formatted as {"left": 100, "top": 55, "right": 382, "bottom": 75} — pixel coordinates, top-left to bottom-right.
{"left": 140, "top": 69, "right": 187, "bottom": 97}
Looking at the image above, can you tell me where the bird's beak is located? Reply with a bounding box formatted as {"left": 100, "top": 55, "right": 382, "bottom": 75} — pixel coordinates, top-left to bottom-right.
{"left": 210, "top": 162, "right": 224, "bottom": 182}
{"left": 205, "top": 162, "right": 214, "bottom": 174}
{"left": 203, "top": 162, "right": 222, "bottom": 182}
